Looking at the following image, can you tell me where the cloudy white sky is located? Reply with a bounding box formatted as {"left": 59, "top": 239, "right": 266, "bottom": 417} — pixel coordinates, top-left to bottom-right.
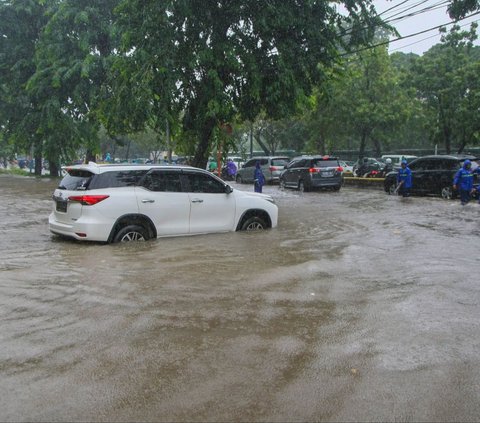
{"left": 372, "top": 0, "right": 480, "bottom": 55}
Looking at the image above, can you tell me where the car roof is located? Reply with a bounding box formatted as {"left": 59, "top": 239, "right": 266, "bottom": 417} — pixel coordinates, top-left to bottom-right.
{"left": 248, "top": 156, "right": 289, "bottom": 159}
{"left": 382, "top": 154, "right": 417, "bottom": 158}
{"left": 63, "top": 162, "right": 193, "bottom": 175}
{"left": 291, "top": 155, "right": 338, "bottom": 160}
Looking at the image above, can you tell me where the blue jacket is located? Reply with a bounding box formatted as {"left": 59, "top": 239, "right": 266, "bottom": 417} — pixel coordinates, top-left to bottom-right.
{"left": 454, "top": 167, "right": 473, "bottom": 191}
{"left": 254, "top": 166, "right": 265, "bottom": 187}
{"left": 397, "top": 166, "right": 412, "bottom": 188}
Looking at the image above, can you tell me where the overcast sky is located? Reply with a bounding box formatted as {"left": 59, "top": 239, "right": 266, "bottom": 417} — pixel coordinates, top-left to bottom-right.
{"left": 372, "top": 0, "right": 480, "bottom": 55}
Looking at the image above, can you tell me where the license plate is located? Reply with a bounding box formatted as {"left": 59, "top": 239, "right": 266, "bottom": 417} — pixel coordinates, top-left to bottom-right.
{"left": 56, "top": 200, "right": 67, "bottom": 213}
{"left": 321, "top": 172, "right": 333, "bottom": 177}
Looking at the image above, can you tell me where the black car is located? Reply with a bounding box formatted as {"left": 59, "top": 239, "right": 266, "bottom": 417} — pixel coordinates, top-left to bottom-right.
{"left": 279, "top": 156, "right": 343, "bottom": 192}
{"left": 384, "top": 155, "right": 478, "bottom": 199}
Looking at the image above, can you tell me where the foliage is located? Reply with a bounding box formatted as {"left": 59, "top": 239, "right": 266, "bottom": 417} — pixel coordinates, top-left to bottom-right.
{"left": 1, "top": 0, "right": 480, "bottom": 166}
{"left": 448, "top": 0, "right": 480, "bottom": 18}
{"left": 112, "top": 0, "right": 382, "bottom": 167}
{"left": 411, "top": 24, "right": 480, "bottom": 153}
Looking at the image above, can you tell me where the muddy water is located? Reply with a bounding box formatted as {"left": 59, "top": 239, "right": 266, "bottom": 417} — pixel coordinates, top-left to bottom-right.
{"left": 1, "top": 174, "right": 480, "bottom": 422}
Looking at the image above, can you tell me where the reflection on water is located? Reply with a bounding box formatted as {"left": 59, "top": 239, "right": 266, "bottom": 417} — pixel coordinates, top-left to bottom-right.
{"left": 1, "top": 175, "right": 479, "bottom": 421}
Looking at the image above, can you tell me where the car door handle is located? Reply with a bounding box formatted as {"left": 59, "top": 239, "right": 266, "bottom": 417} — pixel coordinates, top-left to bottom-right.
{"left": 142, "top": 199, "right": 155, "bottom": 203}
{"left": 191, "top": 199, "right": 204, "bottom": 203}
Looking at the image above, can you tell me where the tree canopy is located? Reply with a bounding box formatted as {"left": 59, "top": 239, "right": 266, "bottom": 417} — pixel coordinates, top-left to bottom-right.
{"left": 1, "top": 0, "right": 479, "bottom": 173}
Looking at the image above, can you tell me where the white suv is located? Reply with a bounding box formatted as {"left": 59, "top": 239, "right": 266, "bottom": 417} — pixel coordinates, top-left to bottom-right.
{"left": 49, "top": 162, "right": 278, "bottom": 242}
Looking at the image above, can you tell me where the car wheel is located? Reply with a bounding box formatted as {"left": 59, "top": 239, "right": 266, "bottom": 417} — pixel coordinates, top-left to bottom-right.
{"left": 236, "top": 174, "right": 243, "bottom": 184}
{"left": 114, "top": 225, "right": 148, "bottom": 242}
{"left": 388, "top": 183, "right": 397, "bottom": 195}
{"left": 333, "top": 185, "right": 341, "bottom": 191}
{"left": 298, "top": 180, "right": 310, "bottom": 192}
{"left": 241, "top": 216, "right": 267, "bottom": 231}
{"left": 441, "top": 185, "right": 453, "bottom": 200}
{"left": 279, "top": 178, "right": 286, "bottom": 189}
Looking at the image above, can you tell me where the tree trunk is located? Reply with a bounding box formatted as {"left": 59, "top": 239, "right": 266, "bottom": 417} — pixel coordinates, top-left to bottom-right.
{"left": 443, "top": 125, "right": 451, "bottom": 154}
{"left": 457, "top": 129, "right": 467, "bottom": 154}
{"left": 358, "top": 129, "right": 368, "bottom": 159}
{"left": 35, "top": 155, "right": 42, "bottom": 176}
{"left": 125, "top": 139, "right": 131, "bottom": 161}
{"left": 372, "top": 137, "right": 382, "bottom": 157}
{"left": 316, "top": 134, "right": 326, "bottom": 155}
{"left": 49, "top": 161, "right": 59, "bottom": 177}
{"left": 192, "top": 118, "right": 216, "bottom": 169}
{"left": 85, "top": 150, "right": 96, "bottom": 163}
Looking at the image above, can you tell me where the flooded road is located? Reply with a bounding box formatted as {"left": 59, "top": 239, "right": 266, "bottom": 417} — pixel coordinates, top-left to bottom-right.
{"left": 1, "top": 174, "right": 480, "bottom": 422}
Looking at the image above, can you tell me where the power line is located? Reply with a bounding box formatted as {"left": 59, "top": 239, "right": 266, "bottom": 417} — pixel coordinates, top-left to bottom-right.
{"left": 378, "top": 0, "right": 415, "bottom": 17}
{"left": 337, "top": 1, "right": 453, "bottom": 43}
{"left": 388, "top": 17, "right": 480, "bottom": 53}
{"left": 339, "top": 10, "right": 480, "bottom": 57}
{"left": 384, "top": 1, "right": 451, "bottom": 24}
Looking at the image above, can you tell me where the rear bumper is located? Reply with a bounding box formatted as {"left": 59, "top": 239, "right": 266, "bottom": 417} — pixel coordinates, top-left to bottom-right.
{"left": 310, "top": 176, "right": 342, "bottom": 187}
{"left": 49, "top": 213, "right": 112, "bottom": 242}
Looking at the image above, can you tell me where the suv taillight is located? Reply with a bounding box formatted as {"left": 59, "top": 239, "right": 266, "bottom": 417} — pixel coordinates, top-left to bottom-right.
{"left": 337, "top": 166, "right": 344, "bottom": 172}
{"left": 68, "top": 195, "right": 110, "bottom": 206}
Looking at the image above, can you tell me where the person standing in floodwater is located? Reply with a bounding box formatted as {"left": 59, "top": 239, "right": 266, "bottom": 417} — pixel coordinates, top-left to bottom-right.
{"left": 453, "top": 159, "right": 474, "bottom": 205}
{"left": 397, "top": 159, "right": 412, "bottom": 197}
{"left": 254, "top": 161, "right": 265, "bottom": 193}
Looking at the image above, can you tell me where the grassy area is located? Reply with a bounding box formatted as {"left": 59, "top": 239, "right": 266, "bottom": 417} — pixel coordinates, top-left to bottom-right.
{"left": 0, "top": 168, "right": 43, "bottom": 177}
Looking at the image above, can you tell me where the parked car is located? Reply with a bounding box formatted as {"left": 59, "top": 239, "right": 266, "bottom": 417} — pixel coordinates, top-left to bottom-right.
{"left": 49, "top": 162, "right": 278, "bottom": 243}
{"left": 384, "top": 154, "right": 478, "bottom": 199}
{"left": 279, "top": 155, "right": 343, "bottom": 192}
{"left": 236, "top": 156, "right": 289, "bottom": 184}
{"left": 339, "top": 160, "right": 354, "bottom": 176}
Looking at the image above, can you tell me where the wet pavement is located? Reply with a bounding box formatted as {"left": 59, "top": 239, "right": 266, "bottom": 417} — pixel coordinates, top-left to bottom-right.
{"left": 1, "top": 174, "right": 480, "bottom": 422}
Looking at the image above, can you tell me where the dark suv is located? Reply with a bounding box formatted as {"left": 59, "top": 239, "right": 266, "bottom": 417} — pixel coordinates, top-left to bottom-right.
{"left": 384, "top": 155, "right": 478, "bottom": 199}
{"left": 279, "top": 156, "right": 343, "bottom": 192}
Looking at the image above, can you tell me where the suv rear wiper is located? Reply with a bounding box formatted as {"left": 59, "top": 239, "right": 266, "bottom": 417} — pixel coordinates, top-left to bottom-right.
{"left": 58, "top": 185, "right": 67, "bottom": 190}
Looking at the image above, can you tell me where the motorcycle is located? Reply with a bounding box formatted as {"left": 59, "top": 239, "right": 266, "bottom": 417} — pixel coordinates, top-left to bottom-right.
{"left": 221, "top": 165, "right": 236, "bottom": 181}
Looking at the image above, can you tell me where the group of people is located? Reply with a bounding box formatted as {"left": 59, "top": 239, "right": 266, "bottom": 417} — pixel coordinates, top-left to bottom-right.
{"left": 396, "top": 158, "right": 480, "bottom": 205}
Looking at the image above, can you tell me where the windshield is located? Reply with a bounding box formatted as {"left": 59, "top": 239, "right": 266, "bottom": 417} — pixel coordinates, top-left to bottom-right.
{"left": 312, "top": 159, "right": 338, "bottom": 168}
{"left": 271, "top": 159, "right": 288, "bottom": 167}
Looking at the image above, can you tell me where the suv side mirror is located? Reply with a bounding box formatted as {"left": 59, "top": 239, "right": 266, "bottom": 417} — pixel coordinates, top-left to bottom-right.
{"left": 225, "top": 185, "right": 233, "bottom": 194}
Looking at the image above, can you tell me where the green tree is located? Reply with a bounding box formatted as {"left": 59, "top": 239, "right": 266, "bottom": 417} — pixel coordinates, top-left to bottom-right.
{"left": 448, "top": 0, "right": 480, "bottom": 18}
{"left": 113, "top": 0, "right": 383, "bottom": 168}
{"left": 412, "top": 24, "right": 479, "bottom": 154}
{"left": 317, "top": 46, "right": 413, "bottom": 159}
{"left": 26, "top": 0, "right": 121, "bottom": 171}
{"left": 0, "top": 0, "right": 50, "bottom": 174}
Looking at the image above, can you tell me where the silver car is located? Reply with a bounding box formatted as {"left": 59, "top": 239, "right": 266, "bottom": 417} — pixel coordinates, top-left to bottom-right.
{"left": 235, "top": 156, "right": 290, "bottom": 184}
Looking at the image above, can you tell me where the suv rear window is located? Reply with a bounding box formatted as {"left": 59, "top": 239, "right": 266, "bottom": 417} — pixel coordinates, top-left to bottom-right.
{"left": 312, "top": 159, "right": 339, "bottom": 168}
{"left": 271, "top": 159, "right": 288, "bottom": 166}
{"left": 58, "top": 170, "right": 94, "bottom": 190}
{"left": 88, "top": 170, "right": 148, "bottom": 189}
{"left": 58, "top": 169, "right": 149, "bottom": 190}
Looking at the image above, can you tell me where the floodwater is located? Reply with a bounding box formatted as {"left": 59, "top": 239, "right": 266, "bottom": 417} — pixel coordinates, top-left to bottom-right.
{"left": 1, "top": 174, "right": 479, "bottom": 422}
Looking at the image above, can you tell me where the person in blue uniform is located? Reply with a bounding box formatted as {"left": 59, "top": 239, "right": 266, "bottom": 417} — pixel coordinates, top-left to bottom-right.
{"left": 254, "top": 161, "right": 265, "bottom": 193}
{"left": 453, "top": 159, "right": 474, "bottom": 205}
{"left": 397, "top": 159, "right": 412, "bottom": 197}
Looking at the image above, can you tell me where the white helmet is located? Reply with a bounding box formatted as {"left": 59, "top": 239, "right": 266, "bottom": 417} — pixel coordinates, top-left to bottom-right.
{"left": 386, "top": 158, "right": 392, "bottom": 164}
